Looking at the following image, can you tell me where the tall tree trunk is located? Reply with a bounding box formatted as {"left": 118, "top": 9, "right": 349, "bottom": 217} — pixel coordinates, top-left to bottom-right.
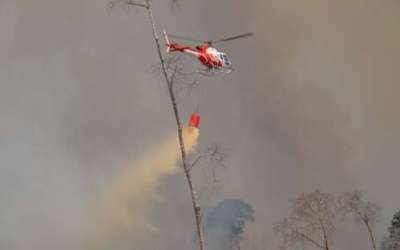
{"left": 319, "top": 219, "right": 330, "bottom": 250}
{"left": 143, "top": 2, "right": 205, "bottom": 250}
{"left": 365, "top": 221, "right": 377, "bottom": 250}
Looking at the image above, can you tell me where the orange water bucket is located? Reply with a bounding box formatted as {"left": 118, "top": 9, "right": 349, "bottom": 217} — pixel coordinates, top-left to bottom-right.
{"left": 189, "top": 113, "right": 200, "bottom": 127}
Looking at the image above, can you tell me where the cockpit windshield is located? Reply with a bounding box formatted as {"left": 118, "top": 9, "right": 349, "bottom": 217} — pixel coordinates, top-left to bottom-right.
{"left": 221, "top": 54, "right": 231, "bottom": 66}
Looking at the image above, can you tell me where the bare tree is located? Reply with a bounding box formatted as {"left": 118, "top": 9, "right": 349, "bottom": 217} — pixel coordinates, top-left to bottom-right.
{"left": 152, "top": 53, "right": 200, "bottom": 95}
{"left": 274, "top": 190, "right": 337, "bottom": 250}
{"left": 337, "top": 191, "right": 381, "bottom": 250}
{"left": 189, "top": 144, "right": 227, "bottom": 171}
{"left": 109, "top": 1, "right": 205, "bottom": 250}
{"left": 189, "top": 144, "right": 227, "bottom": 206}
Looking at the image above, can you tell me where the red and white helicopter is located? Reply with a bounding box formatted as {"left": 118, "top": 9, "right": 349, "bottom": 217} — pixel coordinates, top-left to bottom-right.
{"left": 163, "top": 30, "right": 253, "bottom": 74}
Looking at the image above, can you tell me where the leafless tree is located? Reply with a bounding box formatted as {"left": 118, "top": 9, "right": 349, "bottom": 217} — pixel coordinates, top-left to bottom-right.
{"left": 189, "top": 144, "right": 227, "bottom": 204}
{"left": 152, "top": 53, "right": 200, "bottom": 96}
{"left": 274, "top": 190, "right": 337, "bottom": 250}
{"left": 337, "top": 191, "right": 381, "bottom": 250}
{"left": 109, "top": 1, "right": 205, "bottom": 250}
{"left": 189, "top": 144, "right": 227, "bottom": 171}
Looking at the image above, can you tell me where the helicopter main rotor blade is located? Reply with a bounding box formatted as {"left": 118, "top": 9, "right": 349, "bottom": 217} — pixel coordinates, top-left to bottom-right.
{"left": 168, "top": 34, "right": 204, "bottom": 43}
{"left": 209, "top": 33, "right": 254, "bottom": 44}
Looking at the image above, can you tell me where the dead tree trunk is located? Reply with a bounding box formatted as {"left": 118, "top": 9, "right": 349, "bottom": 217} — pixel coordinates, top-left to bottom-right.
{"left": 125, "top": 1, "right": 206, "bottom": 250}
{"left": 365, "top": 220, "right": 377, "bottom": 250}
{"left": 320, "top": 218, "right": 330, "bottom": 250}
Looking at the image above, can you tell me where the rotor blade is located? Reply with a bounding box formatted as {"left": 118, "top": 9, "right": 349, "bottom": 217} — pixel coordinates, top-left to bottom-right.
{"left": 210, "top": 33, "right": 254, "bottom": 44}
{"left": 168, "top": 34, "right": 204, "bottom": 43}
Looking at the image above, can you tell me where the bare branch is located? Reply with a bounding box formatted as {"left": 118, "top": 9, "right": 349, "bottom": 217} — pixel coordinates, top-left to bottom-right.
{"left": 188, "top": 144, "right": 227, "bottom": 206}
{"left": 151, "top": 54, "right": 198, "bottom": 94}
{"left": 109, "top": 0, "right": 149, "bottom": 9}
{"left": 151, "top": 54, "right": 201, "bottom": 95}
{"left": 112, "top": 2, "right": 206, "bottom": 250}
{"left": 171, "top": 0, "right": 181, "bottom": 9}
{"left": 169, "top": 65, "right": 180, "bottom": 88}
{"left": 275, "top": 190, "right": 337, "bottom": 250}
{"left": 274, "top": 218, "right": 326, "bottom": 249}
{"left": 338, "top": 191, "right": 381, "bottom": 226}
{"left": 189, "top": 144, "right": 227, "bottom": 171}
{"left": 127, "top": 0, "right": 149, "bottom": 8}
{"left": 338, "top": 191, "right": 381, "bottom": 250}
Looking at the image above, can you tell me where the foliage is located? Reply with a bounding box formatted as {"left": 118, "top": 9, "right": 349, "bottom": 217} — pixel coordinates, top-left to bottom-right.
{"left": 200, "top": 199, "right": 254, "bottom": 250}
{"left": 383, "top": 210, "right": 400, "bottom": 250}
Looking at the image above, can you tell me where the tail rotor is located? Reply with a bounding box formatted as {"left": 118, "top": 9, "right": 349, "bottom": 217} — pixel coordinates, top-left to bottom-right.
{"left": 163, "top": 29, "right": 171, "bottom": 53}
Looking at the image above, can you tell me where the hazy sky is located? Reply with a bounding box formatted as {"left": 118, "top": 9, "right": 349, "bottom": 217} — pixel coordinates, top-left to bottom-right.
{"left": 1, "top": 0, "right": 400, "bottom": 249}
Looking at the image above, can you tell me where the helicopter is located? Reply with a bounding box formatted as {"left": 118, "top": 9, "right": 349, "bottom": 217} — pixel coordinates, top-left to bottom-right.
{"left": 163, "top": 30, "right": 253, "bottom": 74}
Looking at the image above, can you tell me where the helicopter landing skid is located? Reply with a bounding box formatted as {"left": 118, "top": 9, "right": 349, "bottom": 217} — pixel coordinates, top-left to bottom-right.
{"left": 195, "top": 67, "right": 234, "bottom": 76}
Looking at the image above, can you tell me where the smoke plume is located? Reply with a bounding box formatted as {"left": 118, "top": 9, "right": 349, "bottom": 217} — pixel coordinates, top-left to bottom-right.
{"left": 200, "top": 199, "right": 254, "bottom": 250}
{"left": 93, "top": 126, "right": 199, "bottom": 245}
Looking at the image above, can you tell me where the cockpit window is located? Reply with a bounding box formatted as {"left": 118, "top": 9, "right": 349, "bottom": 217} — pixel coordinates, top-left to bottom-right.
{"left": 222, "top": 55, "right": 231, "bottom": 65}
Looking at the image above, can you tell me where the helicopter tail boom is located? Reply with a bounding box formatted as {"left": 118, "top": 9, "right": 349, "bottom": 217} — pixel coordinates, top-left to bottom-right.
{"left": 163, "top": 29, "right": 171, "bottom": 53}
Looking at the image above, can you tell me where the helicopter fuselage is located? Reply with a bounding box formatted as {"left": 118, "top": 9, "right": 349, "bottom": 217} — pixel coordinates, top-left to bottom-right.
{"left": 163, "top": 29, "right": 253, "bottom": 73}
{"left": 166, "top": 42, "right": 233, "bottom": 71}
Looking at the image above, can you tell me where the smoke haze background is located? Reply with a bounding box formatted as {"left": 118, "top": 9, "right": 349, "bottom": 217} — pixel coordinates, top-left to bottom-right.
{"left": 93, "top": 126, "right": 199, "bottom": 250}
{"left": 0, "top": 0, "right": 399, "bottom": 249}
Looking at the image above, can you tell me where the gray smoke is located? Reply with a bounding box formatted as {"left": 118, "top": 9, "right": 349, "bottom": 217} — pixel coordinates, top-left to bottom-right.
{"left": 1, "top": 0, "right": 400, "bottom": 249}
{"left": 200, "top": 199, "right": 254, "bottom": 250}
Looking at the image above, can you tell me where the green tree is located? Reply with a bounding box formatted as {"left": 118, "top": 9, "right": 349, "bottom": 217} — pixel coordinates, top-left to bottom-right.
{"left": 387, "top": 211, "right": 400, "bottom": 250}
